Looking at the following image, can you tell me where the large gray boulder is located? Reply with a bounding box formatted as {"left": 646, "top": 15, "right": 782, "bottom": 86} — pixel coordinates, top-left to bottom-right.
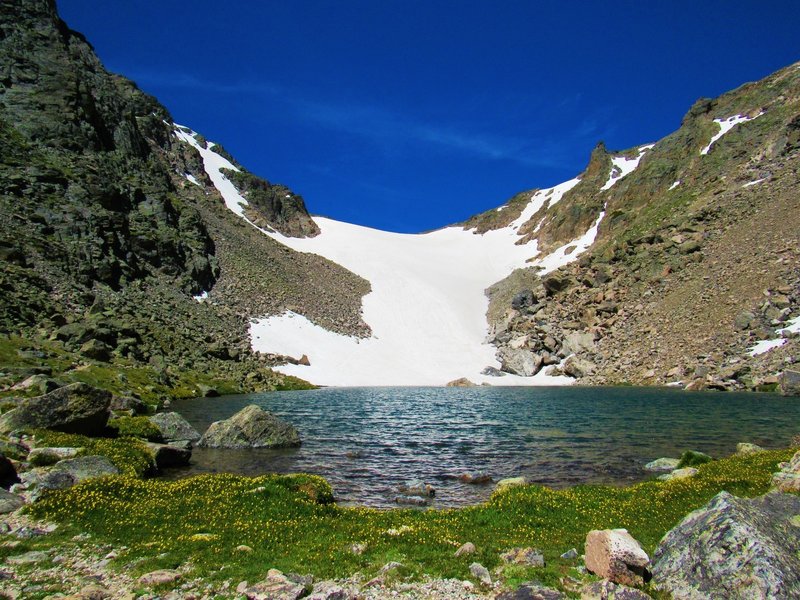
{"left": 198, "top": 405, "right": 301, "bottom": 449}
{"left": 18, "top": 455, "right": 119, "bottom": 500}
{"left": 148, "top": 412, "right": 201, "bottom": 444}
{"left": 652, "top": 491, "right": 800, "bottom": 599}
{"left": 0, "top": 383, "right": 111, "bottom": 435}
{"left": 780, "top": 369, "right": 800, "bottom": 396}
{"left": 499, "top": 348, "right": 542, "bottom": 376}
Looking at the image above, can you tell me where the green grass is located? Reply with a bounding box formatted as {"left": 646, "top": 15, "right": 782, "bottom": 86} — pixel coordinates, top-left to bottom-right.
{"left": 31, "top": 430, "right": 155, "bottom": 477}
{"left": 25, "top": 448, "right": 795, "bottom": 592}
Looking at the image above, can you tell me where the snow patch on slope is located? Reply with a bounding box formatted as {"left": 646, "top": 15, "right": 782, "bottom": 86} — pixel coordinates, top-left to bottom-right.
{"left": 748, "top": 315, "right": 800, "bottom": 356}
{"left": 528, "top": 207, "right": 606, "bottom": 275}
{"left": 700, "top": 113, "right": 762, "bottom": 155}
{"left": 669, "top": 180, "right": 681, "bottom": 190}
{"left": 174, "top": 126, "right": 248, "bottom": 217}
{"left": 601, "top": 144, "right": 654, "bottom": 191}
{"left": 173, "top": 124, "right": 598, "bottom": 386}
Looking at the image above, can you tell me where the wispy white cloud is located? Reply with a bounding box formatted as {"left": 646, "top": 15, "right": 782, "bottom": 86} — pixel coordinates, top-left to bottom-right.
{"left": 122, "top": 68, "right": 606, "bottom": 170}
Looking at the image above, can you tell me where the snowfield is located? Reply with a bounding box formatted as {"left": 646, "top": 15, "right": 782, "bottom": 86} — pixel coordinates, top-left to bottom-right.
{"left": 175, "top": 125, "right": 647, "bottom": 386}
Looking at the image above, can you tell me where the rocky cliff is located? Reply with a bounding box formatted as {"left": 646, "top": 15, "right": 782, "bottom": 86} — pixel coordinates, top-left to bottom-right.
{"left": 0, "top": 0, "right": 369, "bottom": 402}
{"left": 484, "top": 61, "right": 800, "bottom": 391}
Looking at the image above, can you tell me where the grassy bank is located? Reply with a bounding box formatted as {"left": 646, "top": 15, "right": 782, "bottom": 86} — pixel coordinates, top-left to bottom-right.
{"left": 17, "top": 447, "right": 795, "bottom": 594}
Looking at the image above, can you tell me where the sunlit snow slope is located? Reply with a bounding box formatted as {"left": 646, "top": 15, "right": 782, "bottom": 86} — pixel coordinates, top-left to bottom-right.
{"left": 175, "top": 125, "right": 652, "bottom": 386}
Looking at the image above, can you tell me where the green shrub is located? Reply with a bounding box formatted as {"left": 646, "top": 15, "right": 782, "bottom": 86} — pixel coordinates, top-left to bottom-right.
{"left": 108, "top": 416, "right": 163, "bottom": 442}
{"left": 677, "top": 450, "right": 713, "bottom": 468}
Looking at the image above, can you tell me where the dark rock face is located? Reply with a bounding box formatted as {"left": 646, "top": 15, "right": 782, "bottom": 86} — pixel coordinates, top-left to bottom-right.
{"left": 652, "top": 491, "right": 800, "bottom": 599}
{"left": 780, "top": 369, "right": 800, "bottom": 396}
{"left": 0, "top": 382, "right": 110, "bottom": 435}
{"left": 198, "top": 404, "right": 301, "bottom": 449}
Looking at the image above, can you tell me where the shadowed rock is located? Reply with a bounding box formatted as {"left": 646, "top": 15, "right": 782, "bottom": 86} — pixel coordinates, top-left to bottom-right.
{"left": 0, "top": 383, "right": 111, "bottom": 435}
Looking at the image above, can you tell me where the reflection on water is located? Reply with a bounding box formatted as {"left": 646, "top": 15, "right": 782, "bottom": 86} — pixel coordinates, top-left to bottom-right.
{"left": 168, "top": 386, "right": 800, "bottom": 507}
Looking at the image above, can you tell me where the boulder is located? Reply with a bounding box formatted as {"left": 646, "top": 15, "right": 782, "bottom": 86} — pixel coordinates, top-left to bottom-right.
{"left": 736, "top": 442, "right": 764, "bottom": 455}
{"left": 511, "top": 289, "right": 535, "bottom": 310}
{"left": 241, "top": 569, "right": 307, "bottom": 600}
{"left": 771, "top": 449, "right": 800, "bottom": 492}
{"left": 500, "top": 547, "right": 545, "bottom": 567}
{"left": 10, "top": 374, "right": 59, "bottom": 394}
{"left": 580, "top": 580, "right": 653, "bottom": 599}
{"left": 399, "top": 479, "right": 435, "bottom": 497}
{"left": 19, "top": 456, "right": 119, "bottom": 499}
{"left": 561, "top": 331, "right": 596, "bottom": 355}
{"left": 306, "top": 581, "right": 357, "bottom": 600}
{"left": 657, "top": 467, "right": 698, "bottom": 482}
{"left": 652, "top": 491, "right": 800, "bottom": 599}
{"left": 469, "top": 562, "right": 492, "bottom": 585}
{"left": 395, "top": 494, "right": 429, "bottom": 506}
{"left": 1, "top": 453, "right": 18, "bottom": 487}
{"left": 496, "top": 584, "right": 565, "bottom": 599}
{"left": 644, "top": 458, "right": 679, "bottom": 472}
{"left": 198, "top": 405, "right": 300, "bottom": 449}
{"left": 80, "top": 339, "right": 112, "bottom": 362}
{"left": 779, "top": 370, "right": 800, "bottom": 396}
{"left": 110, "top": 395, "right": 148, "bottom": 415}
{"left": 585, "top": 528, "right": 651, "bottom": 587}
{"left": 28, "top": 446, "right": 82, "bottom": 465}
{"left": 496, "top": 476, "right": 526, "bottom": 492}
{"left": 148, "top": 412, "right": 201, "bottom": 443}
{"left": 563, "top": 356, "right": 596, "bottom": 378}
{"left": 138, "top": 569, "right": 182, "bottom": 587}
{"left": 0, "top": 488, "right": 24, "bottom": 514}
{"left": 197, "top": 383, "right": 220, "bottom": 398}
{"left": 458, "top": 472, "right": 492, "bottom": 484}
{"left": 0, "top": 383, "right": 111, "bottom": 435}
{"left": 145, "top": 442, "right": 191, "bottom": 469}
{"left": 446, "top": 377, "right": 477, "bottom": 387}
{"left": 455, "top": 542, "right": 476, "bottom": 557}
{"left": 500, "top": 348, "right": 542, "bottom": 377}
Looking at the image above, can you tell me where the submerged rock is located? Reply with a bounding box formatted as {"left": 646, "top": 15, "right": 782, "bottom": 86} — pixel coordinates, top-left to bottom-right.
{"left": 644, "top": 457, "right": 679, "bottom": 472}
{"left": 198, "top": 404, "right": 301, "bottom": 449}
{"left": 652, "top": 491, "right": 800, "bottom": 599}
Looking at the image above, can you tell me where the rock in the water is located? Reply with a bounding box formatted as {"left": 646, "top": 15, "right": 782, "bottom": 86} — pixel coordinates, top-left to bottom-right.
{"left": 644, "top": 458, "right": 679, "bottom": 472}
{"left": 148, "top": 412, "right": 201, "bottom": 443}
{"left": 469, "top": 562, "right": 491, "bottom": 585}
{"left": 455, "top": 542, "right": 476, "bottom": 557}
{"left": 500, "top": 547, "right": 545, "bottom": 567}
{"left": 0, "top": 382, "right": 111, "bottom": 435}
{"left": 581, "top": 580, "right": 653, "bottom": 599}
{"left": 458, "top": 472, "right": 492, "bottom": 484}
{"left": 496, "top": 583, "right": 565, "bottom": 599}
{"left": 145, "top": 442, "right": 191, "bottom": 469}
{"left": 496, "top": 476, "right": 526, "bottom": 492}
{"left": 0, "top": 489, "right": 24, "bottom": 514}
{"left": 198, "top": 404, "right": 300, "bottom": 449}
{"left": 652, "top": 491, "right": 800, "bottom": 599}
{"left": 138, "top": 569, "right": 182, "bottom": 587}
{"left": 736, "top": 442, "right": 764, "bottom": 455}
{"left": 771, "top": 450, "right": 800, "bottom": 492}
{"left": 395, "top": 494, "right": 429, "bottom": 506}
{"left": 446, "top": 377, "right": 477, "bottom": 387}
{"left": 585, "top": 528, "right": 651, "bottom": 587}
{"left": 657, "top": 467, "right": 698, "bottom": 482}
{"left": 399, "top": 479, "right": 435, "bottom": 497}
{"left": 197, "top": 384, "right": 220, "bottom": 398}
{"left": 780, "top": 370, "right": 800, "bottom": 396}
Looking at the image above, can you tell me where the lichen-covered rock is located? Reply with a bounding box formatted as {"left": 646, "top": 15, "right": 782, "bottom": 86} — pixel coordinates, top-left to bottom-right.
{"left": 735, "top": 442, "right": 764, "bottom": 455}
{"left": 771, "top": 450, "right": 800, "bottom": 492}
{"left": 657, "top": 467, "right": 698, "bottom": 482}
{"left": 0, "top": 383, "right": 111, "bottom": 435}
{"left": 145, "top": 442, "right": 191, "bottom": 469}
{"left": 496, "top": 476, "right": 526, "bottom": 492}
{"left": 652, "top": 491, "right": 800, "bottom": 599}
{"left": 644, "top": 457, "right": 679, "bottom": 472}
{"left": 581, "top": 580, "right": 653, "bottom": 599}
{"left": 19, "top": 455, "right": 119, "bottom": 500}
{"left": 0, "top": 488, "right": 25, "bottom": 514}
{"left": 148, "top": 412, "right": 201, "bottom": 443}
{"left": 198, "top": 404, "right": 300, "bottom": 449}
{"left": 585, "top": 529, "right": 651, "bottom": 587}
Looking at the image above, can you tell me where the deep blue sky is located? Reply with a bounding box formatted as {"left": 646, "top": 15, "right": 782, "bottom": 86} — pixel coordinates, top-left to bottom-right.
{"left": 59, "top": 1, "right": 799, "bottom": 233}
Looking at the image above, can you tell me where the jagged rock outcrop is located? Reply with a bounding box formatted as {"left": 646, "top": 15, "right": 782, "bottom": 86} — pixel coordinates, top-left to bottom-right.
{"left": 652, "top": 491, "right": 800, "bottom": 599}
{"left": 485, "top": 61, "right": 800, "bottom": 390}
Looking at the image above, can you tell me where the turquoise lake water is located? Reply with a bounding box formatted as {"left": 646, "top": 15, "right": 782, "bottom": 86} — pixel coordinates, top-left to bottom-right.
{"left": 170, "top": 386, "right": 800, "bottom": 507}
